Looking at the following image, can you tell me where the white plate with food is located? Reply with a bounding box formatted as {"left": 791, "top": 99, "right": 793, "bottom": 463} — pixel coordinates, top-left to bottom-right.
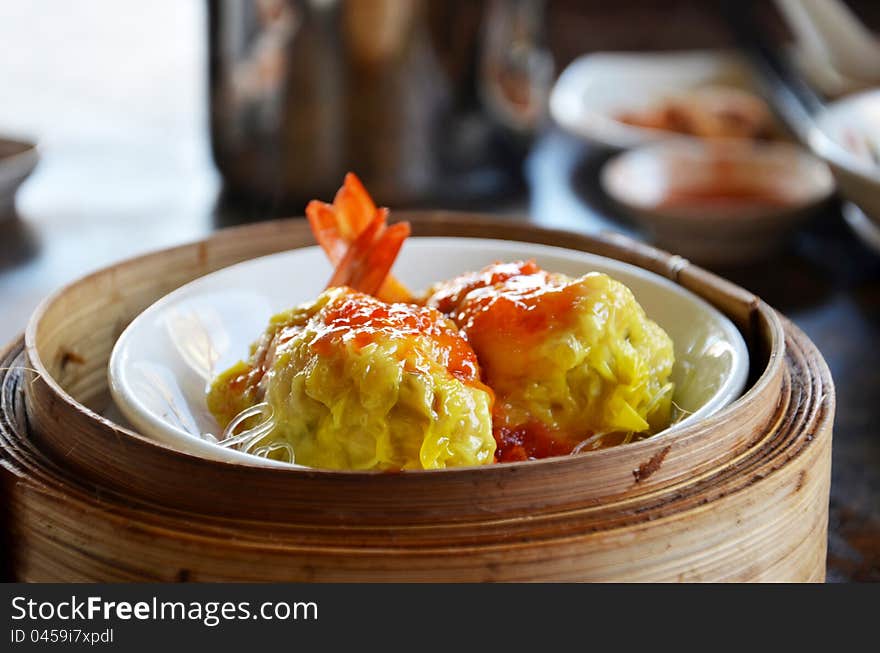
{"left": 109, "top": 176, "right": 749, "bottom": 470}
{"left": 549, "top": 50, "right": 779, "bottom": 150}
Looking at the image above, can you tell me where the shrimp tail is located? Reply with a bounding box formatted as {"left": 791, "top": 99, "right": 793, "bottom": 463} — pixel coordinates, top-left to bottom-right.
{"left": 327, "top": 209, "right": 410, "bottom": 297}
{"left": 306, "top": 173, "right": 413, "bottom": 303}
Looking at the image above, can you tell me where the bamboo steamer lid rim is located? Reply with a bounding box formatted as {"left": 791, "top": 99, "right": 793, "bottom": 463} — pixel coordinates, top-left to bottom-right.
{"left": 22, "top": 214, "right": 786, "bottom": 479}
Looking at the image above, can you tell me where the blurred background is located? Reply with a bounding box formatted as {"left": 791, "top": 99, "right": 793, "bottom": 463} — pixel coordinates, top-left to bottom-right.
{"left": 0, "top": 0, "right": 878, "bottom": 580}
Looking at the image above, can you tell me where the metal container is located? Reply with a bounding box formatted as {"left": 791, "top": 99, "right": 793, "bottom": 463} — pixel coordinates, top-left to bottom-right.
{"left": 208, "top": 0, "right": 552, "bottom": 207}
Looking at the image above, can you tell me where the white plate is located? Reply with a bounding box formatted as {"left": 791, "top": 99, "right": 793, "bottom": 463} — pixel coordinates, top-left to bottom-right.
{"left": 549, "top": 50, "right": 759, "bottom": 150}
{"left": 108, "top": 238, "right": 750, "bottom": 468}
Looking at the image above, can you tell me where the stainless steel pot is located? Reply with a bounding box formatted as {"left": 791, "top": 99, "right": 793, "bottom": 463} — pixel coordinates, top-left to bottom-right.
{"left": 208, "top": 0, "right": 552, "bottom": 206}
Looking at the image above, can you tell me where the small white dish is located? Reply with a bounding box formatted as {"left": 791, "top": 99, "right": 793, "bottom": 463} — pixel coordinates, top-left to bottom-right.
{"left": 0, "top": 137, "right": 38, "bottom": 217}
{"left": 601, "top": 139, "right": 834, "bottom": 265}
{"left": 549, "top": 50, "right": 763, "bottom": 150}
{"left": 108, "top": 238, "right": 750, "bottom": 467}
{"left": 809, "top": 88, "right": 880, "bottom": 240}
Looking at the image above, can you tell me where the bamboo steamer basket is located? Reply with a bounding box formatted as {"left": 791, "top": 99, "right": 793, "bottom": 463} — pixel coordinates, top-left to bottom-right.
{"left": 0, "top": 215, "right": 833, "bottom": 582}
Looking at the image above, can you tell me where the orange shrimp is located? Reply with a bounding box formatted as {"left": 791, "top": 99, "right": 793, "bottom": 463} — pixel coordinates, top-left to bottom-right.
{"left": 306, "top": 173, "right": 413, "bottom": 303}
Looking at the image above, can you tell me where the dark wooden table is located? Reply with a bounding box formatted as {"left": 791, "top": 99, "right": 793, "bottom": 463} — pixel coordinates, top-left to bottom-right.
{"left": 0, "top": 2, "right": 877, "bottom": 582}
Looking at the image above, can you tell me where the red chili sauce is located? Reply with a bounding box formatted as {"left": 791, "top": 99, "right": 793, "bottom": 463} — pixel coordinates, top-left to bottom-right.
{"left": 656, "top": 155, "right": 798, "bottom": 212}
{"left": 311, "top": 290, "right": 483, "bottom": 386}
{"left": 427, "top": 261, "right": 587, "bottom": 462}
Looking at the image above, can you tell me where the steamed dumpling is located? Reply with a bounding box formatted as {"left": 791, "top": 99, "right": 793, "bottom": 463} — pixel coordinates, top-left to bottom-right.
{"left": 425, "top": 261, "right": 675, "bottom": 461}
{"left": 208, "top": 287, "right": 495, "bottom": 470}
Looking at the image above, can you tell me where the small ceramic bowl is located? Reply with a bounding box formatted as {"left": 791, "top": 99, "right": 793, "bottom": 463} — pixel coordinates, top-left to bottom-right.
{"left": 0, "top": 137, "right": 38, "bottom": 218}
{"left": 601, "top": 139, "right": 835, "bottom": 266}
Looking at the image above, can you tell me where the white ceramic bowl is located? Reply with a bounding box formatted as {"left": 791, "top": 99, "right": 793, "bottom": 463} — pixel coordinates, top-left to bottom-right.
{"left": 0, "top": 137, "right": 38, "bottom": 217}
{"left": 549, "top": 50, "right": 761, "bottom": 150}
{"left": 809, "top": 88, "right": 880, "bottom": 244}
{"left": 601, "top": 139, "right": 835, "bottom": 265}
{"left": 108, "top": 238, "right": 750, "bottom": 467}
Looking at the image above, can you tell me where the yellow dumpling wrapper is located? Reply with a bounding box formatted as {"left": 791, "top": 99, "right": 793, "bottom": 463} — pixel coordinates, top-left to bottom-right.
{"left": 208, "top": 288, "right": 495, "bottom": 470}
{"left": 426, "top": 261, "right": 675, "bottom": 457}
